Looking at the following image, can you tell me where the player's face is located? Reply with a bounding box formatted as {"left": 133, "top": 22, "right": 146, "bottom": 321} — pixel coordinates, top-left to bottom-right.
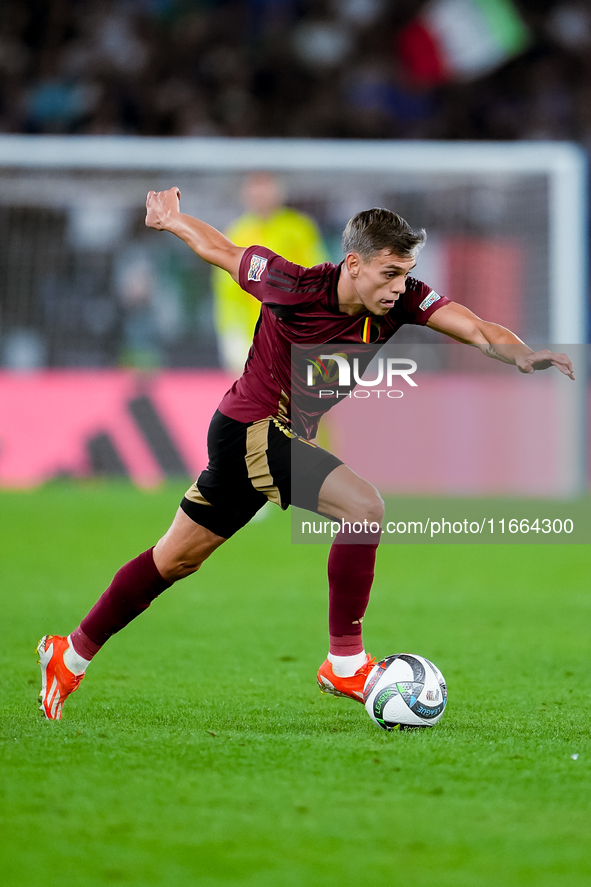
{"left": 347, "top": 250, "right": 416, "bottom": 315}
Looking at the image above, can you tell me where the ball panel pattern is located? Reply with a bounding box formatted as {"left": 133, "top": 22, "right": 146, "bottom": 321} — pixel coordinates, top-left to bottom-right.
{"left": 363, "top": 653, "right": 447, "bottom": 730}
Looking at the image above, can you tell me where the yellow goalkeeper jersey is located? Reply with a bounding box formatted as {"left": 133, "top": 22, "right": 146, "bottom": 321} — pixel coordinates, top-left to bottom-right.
{"left": 212, "top": 207, "right": 328, "bottom": 373}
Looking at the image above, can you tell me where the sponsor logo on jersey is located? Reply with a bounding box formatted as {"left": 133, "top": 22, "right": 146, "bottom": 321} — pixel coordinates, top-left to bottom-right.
{"left": 419, "top": 290, "right": 441, "bottom": 311}
{"left": 248, "top": 254, "right": 268, "bottom": 281}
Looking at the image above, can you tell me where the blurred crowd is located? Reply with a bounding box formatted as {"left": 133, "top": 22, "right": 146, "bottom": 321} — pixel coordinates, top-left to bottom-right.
{"left": 0, "top": 0, "right": 590, "bottom": 145}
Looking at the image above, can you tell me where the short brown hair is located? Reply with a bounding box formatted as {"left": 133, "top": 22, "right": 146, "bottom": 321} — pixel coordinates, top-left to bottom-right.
{"left": 342, "top": 208, "right": 426, "bottom": 261}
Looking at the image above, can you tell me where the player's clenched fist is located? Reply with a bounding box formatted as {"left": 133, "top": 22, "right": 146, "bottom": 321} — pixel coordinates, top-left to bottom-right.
{"left": 145, "top": 187, "right": 181, "bottom": 229}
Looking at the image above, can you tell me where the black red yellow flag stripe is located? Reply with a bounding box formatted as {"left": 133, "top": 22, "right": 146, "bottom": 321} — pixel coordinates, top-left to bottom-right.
{"left": 361, "top": 317, "right": 381, "bottom": 343}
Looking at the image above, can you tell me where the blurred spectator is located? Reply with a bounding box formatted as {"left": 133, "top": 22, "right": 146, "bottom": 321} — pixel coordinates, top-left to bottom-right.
{"left": 116, "top": 247, "right": 162, "bottom": 369}
{"left": 212, "top": 171, "right": 328, "bottom": 373}
{"left": 25, "top": 54, "right": 99, "bottom": 133}
{"left": 548, "top": 1, "right": 591, "bottom": 53}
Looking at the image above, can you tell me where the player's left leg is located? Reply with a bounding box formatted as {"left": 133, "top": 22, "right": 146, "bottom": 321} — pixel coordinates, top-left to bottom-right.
{"left": 38, "top": 510, "right": 226, "bottom": 719}
{"left": 74, "top": 507, "right": 226, "bottom": 651}
{"left": 38, "top": 410, "right": 271, "bottom": 720}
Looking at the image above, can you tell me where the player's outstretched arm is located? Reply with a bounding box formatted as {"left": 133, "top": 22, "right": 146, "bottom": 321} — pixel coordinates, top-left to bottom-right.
{"left": 145, "top": 187, "right": 245, "bottom": 281}
{"left": 426, "top": 301, "right": 575, "bottom": 380}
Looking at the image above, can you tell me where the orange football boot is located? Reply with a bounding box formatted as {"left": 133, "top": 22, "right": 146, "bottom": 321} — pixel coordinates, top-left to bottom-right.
{"left": 317, "top": 654, "right": 376, "bottom": 703}
{"left": 37, "top": 635, "right": 84, "bottom": 720}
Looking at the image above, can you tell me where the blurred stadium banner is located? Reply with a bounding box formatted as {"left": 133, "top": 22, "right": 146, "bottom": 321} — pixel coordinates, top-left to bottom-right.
{"left": 0, "top": 365, "right": 586, "bottom": 496}
{"left": 0, "top": 370, "right": 231, "bottom": 487}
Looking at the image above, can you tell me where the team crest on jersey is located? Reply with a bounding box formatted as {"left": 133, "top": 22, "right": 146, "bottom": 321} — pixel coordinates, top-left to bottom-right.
{"left": 248, "top": 254, "right": 267, "bottom": 281}
{"left": 361, "top": 317, "right": 381, "bottom": 343}
{"left": 419, "top": 290, "right": 441, "bottom": 311}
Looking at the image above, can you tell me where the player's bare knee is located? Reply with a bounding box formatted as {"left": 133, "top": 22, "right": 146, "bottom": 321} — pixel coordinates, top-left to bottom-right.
{"left": 167, "top": 558, "right": 204, "bottom": 581}
{"left": 364, "top": 490, "right": 384, "bottom": 525}
{"left": 153, "top": 520, "right": 224, "bottom": 582}
{"left": 158, "top": 550, "right": 211, "bottom": 581}
{"left": 344, "top": 486, "right": 384, "bottom": 525}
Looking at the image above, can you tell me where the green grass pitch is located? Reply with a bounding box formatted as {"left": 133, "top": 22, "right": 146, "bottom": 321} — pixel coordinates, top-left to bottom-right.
{"left": 1, "top": 482, "right": 590, "bottom": 887}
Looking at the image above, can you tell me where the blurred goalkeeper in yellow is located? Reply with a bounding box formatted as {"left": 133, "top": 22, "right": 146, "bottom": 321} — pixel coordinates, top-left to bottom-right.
{"left": 212, "top": 171, "right": 328, "bottom": 374}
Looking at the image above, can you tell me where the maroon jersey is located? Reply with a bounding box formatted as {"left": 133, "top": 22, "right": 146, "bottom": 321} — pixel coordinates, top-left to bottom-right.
{"left": 218, "top": 245, "right": 449, "bottom": 438}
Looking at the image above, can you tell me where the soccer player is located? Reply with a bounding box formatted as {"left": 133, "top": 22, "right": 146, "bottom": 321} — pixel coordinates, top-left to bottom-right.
{"left": 37, "top": 188, "right": 575, "bottom": 720}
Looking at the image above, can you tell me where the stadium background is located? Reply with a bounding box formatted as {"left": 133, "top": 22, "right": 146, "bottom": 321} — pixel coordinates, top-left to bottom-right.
{"left": 0, "top": 0, "right": 589, "bottom": 494}
{"left": 2, "top": 4, "right": 591, "bottom": 887}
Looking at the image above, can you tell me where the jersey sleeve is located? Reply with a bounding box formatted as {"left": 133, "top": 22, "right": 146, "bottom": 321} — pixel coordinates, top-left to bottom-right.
{"left": 238, "top": 245, "right": 329, "bottom": 309}
{"left": 393, "top": 277, "right": 450, "bottom": 327}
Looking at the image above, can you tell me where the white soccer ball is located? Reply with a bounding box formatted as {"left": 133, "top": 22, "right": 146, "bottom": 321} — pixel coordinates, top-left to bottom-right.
{"left": 363, "top": 653, "right": 447, "bottom": 730}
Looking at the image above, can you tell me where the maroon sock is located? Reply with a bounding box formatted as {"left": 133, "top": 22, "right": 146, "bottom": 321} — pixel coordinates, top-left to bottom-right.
{"left": 70, "top": 626, "right": 102, "bottom": 660}
{"left": 328, "top": 528, "right": 380, "bottom": 656}
{"left": 70, "top": 548, "right": 172, "bottom": 658}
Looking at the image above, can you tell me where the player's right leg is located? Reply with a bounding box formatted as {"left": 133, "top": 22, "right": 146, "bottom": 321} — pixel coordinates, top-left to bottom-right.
{"left": 314, "top": 464, "right": 384, "bottom": 702}
{"left": 277, "top": 433, "right": 383, "bottom": 703}
{"left": 37, "top": 512, "right": 226, "bottom": 720}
